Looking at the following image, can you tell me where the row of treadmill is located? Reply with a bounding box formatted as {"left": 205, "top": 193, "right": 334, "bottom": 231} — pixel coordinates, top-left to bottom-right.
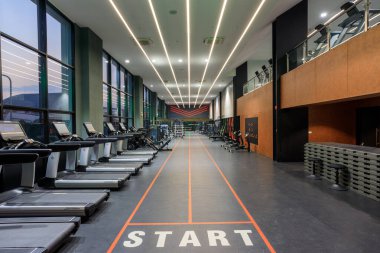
{"left": 0, "top": 120, "right": 167, "bottom": 253}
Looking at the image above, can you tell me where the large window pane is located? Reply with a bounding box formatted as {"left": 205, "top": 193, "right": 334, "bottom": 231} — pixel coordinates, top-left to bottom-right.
{"left": 1, "top": 37, "right": 41, "bottom": 108}
{"left": 111, "top": 88, "right": 119, "bottom": 116}
{"left": 111, "top": 60, "right": 118, "bottom": 88}
{"left": 127, "top": 95, "right": 133, "bottom": 119}
{"left": 120, "top": 93, "right": 126, "bottom": 117}
{"left": 127, "top": 73, "right": 133, "bottom": 95}
{"left": 103, "top": 54, "right": 108, "bottom": 83}
{"left": 48, "top": 59, "right": 72, "bottom": 111}
{"left": 120, "top": 69, "right": 125, "bottom": 92}
{"left": 0, "top": 0, "right": 38, "bottom": 48}
{"left": 48, "top": 113, "right": 72, "bottom": 141}
{"left": 3, "top": 110, "right": 45, "bottom": 142}
{"left": 103, "top": 84, "right": 109, "bottom": 115}
{"left": 47, "top": 6, "right": 72, "bottom": 65}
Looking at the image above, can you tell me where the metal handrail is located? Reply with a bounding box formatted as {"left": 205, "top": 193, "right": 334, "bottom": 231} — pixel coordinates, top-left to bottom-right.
{"left": 291, "top": 0, "right": 364, "bottom": 51}
{"left": 242, "top": 67, "right": 273, "bottom": 94}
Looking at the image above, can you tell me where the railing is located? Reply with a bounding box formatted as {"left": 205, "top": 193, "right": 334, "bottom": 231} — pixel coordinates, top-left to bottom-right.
{"left": 243, "top": 67, "right": 273, "bottom": 95}
{"left": 286, "top": 0, "right": 380, "bottom": 72}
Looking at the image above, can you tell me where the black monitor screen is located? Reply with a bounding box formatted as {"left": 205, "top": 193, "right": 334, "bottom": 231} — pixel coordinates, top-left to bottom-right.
{"left": 119, "top": 123, "right": 126, "bottom": 131}
{"left": 84, "top": 123, "right": 97, "bottom": 133}
{"left": 0, "top": 122, "right": 27, "bottom": 141}
{"left": 106, "top": 122, "right": 116, "bottom": 132}
{"left": 53, "top": 122, "right": 71, "bottom": 136}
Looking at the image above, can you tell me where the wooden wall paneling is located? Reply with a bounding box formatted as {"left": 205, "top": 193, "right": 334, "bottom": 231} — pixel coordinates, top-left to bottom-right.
{"left": 315, "top": 44, "right": 348, "bottom": 103}
{"left": 237, "top": 83, "right": 273, "bottom": 158}
{"left": 295, "top": 61, "right": 317, "bottom": 105}
{"left": 347, "top": 25, "right": 380, "bottom": 97}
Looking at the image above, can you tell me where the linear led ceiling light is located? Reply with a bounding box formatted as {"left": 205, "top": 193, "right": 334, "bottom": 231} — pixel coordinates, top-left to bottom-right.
{"left": 109, "top": 0, "right": 179, "bottom": 106}
{"left": 194, "top": 0, "right": 228, "bottom": 107}
{"left": 186, "top": 0, "right": 191, "bottom": 107}
{"left": 148, "top": 0, "right": 185, "bottom": 107}
{"left": 200, "top": 0, "right": 267, "bottom": 107}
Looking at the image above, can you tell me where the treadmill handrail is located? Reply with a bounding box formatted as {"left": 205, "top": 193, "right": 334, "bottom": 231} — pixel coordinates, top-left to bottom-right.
{"left": 0, "top": 152, "right": 39, "bottom": 164}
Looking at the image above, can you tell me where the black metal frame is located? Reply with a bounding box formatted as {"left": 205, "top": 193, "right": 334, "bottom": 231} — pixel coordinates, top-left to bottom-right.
{"left": 102, "top": 50, "right": 134, "bottom": 126}
{"left": 0, "top": 0, "right": 75, "bottom": 143}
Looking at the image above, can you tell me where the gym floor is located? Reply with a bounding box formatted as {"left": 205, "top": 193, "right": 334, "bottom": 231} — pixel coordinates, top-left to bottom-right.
{"left": 59, "top": 134, "right": 380, "bottom": 253}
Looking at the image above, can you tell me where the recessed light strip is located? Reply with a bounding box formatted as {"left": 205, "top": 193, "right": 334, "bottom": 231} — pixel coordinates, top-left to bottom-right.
{"left": 108, "top": 0, "right": 179, "bottom": 106}
{"left": 193, "top": 0, "right": 228, "bottom": 107}
{"left": 148, "top": 0, "right": 185, "bottom": 107}
{"left": 200, "top": 0, "right": 267, "bottom": 107}
{"left": 186, "top": 0, "right": 191, "bottom": 107}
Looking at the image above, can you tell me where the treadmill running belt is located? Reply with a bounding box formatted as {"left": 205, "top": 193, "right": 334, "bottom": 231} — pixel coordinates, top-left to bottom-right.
{"left": 0, "top": 223, "right": 75, "bottom": 251}
{"left": 60, "top": 173, "right": 127, "bottom": 180}
{"left": 5, "top": 192, "right": 108, "bottom": 204}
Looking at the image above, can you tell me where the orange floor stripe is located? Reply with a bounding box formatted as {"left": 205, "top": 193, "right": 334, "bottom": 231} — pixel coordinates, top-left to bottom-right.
{"left": 128, "top": 221, "right": 252, "bottom": 226}
{"left": 106, "top": 139, "right": 181, "bottom": 253}
{"left": 188, "top": 133, "right": 193, "bottom": 223}
{"left": 200, "top": 138, "right": 277, "bottom": 253}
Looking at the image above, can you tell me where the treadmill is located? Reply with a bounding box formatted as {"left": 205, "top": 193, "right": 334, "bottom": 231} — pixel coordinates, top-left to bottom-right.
{"left": 0, "top": 152, "right": 81, "bottom": 253}
{"left": 333, "top": 2, "right": 380, "bottom": 46}
{"left": 0, "top": 121, "right": 129, "bottom": 190}
{"left": 0, "top": 126, "right": 111, "bottom": 217}
{"left": 83, "top": 122, "right": 152, "bottom": 164}
{"left": 51, "top": 122, "right": 142, "bottom": 174}
{"left": 106, "top": 122, "right": 157, "bottom": 156}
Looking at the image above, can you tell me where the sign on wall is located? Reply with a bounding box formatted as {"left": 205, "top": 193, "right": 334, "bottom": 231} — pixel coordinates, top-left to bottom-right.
{"left": 245, "top": 117, "right": 258, "bottom": 145}
{"left": 168, "top": 105, "right": 209, "bottom": 119}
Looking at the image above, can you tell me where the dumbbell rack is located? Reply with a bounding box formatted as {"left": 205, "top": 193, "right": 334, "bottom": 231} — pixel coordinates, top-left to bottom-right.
{"left": 305, "top": 142, "right": 380, "bottom": 201}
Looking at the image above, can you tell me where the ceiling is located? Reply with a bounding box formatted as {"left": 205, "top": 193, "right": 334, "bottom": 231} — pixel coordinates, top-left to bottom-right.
{"left": 49, "top": 0, "right": 347, "bottom": 106}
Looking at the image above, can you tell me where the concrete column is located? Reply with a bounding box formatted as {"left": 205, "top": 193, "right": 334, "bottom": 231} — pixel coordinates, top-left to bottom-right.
{"left": 134, "top": 76, "right": 144, "bottom": 128}
{"left": 74, "top": 26, "right": 103, "bottom": 137}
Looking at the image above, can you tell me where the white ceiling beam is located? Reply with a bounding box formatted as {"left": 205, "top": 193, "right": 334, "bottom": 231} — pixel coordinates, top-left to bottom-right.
{"left": 200, "top": 0, "right": 267, "bottom": 107}
{"left": 148, "top": 0, "right": 185, "bottom": 107}
{"left": 108, "top": 0, "right": 179, "bottom": 106}
{"left": 194, "top": 0, "right": 228, "bottom": 107}
{"left": 186, "top": 0, "right": 191, "bottom": 107}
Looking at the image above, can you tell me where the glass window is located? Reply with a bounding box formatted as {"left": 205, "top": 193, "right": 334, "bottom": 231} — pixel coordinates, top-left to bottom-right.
{"left": 127, "top": 95, "right": 133, "bottom": 119}
{"left": 111, "top": 88, "right": 119, "bottom": 116}
{"left": 1, "top": 37, "right": 41, "bottom": 108}
{"left": 47, "top": 59, "right": 72, "bottom": 111}
{"left": 0, "top": 0, "right": 38, "bottom": 48}
{"left": 3, "top": 109, "right": 45, "bottom": 142}
{"left": 103, "top": 54, "right": 108, "bottom": 83}
{"left": 103, "top": 84, "right": 109, "bottom": 115}
{"left": 47, "top": 6, "right": 72, "bottom": 65}
{"left": 120, "top": 69, "right": 125, "bottom": 92}
{"left": 111, "top": 60, "right": 118, "bottom": 88}
{"left": 48, "top": 113, "right": 72, "bottom": 141}
{"left": 127, "top": 72, "right": 133, "bottom": 95}
{"left": 120, "top": 93, "right": 126, "bottom": 117}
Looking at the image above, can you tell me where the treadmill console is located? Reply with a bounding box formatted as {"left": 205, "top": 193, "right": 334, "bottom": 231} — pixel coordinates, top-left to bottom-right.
{"left": 119, "top": 122, "right": 127, "bottom": 132}
{"left": 83, "top": 122, "right": 97, "bottom": 135}
{"left": 105, "top": 122, "right": 116, "bottom": 132}
{"left": 52, "top": 122, "right": 72, "bottom": 138}
{"left": 0, "top": 121, "right": 27, "bottom": 142}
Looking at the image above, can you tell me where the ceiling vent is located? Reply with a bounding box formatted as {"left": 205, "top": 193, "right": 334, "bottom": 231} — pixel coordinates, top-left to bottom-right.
{"left": 203, "top": 36, "right": 224, "bottom": 46}
{"left": 136, "top": 38, "right": 153, "bottom": 46}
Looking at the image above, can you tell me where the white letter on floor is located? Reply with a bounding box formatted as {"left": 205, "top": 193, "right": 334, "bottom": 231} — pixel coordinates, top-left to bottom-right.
{"left": 179, "top": 231, "right": 201, "bottom": 247}
{"left": 155, "top": 231, "right": 173, "bottom": 248}
{"left": 234, "top": 230, "right": 253, "bottom": 246}
{"left": 207, "top": 230, "right": 230, "bottom": 246}
{"left": 123, "top": 231, "right": 145, "bottom": 248}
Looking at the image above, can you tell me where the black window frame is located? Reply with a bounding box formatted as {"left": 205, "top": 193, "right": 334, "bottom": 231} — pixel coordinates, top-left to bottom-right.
{"left": 102, "top": 50, "right": 134, "bottom": 128}
{"left": 0, "top": 0, "right": 75, "bottom": 143}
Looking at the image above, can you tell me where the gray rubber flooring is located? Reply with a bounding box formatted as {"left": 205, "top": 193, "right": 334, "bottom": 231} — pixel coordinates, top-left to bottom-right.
{"left": 58, "top": 134, "right": 380, "bottom": 253}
